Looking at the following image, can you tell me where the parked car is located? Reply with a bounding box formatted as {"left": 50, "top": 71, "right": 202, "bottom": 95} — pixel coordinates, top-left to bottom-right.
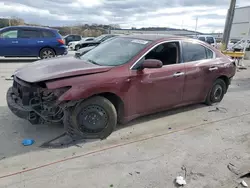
{"left": 196, "top": 35, "right": 217, "bottom": 48}
{"left": 75, "top": 36, "right": 117, "bottom": 57}
{"left": 63, "top": 34, "right": 82, "bottom": 46}
{"left": 7, "top": 35, "right": 236, "bottom": 139}
{"left": 68, "top": 37, "right": 95, "bottom": 50}
{"left": 0, "top": 26, "right": 67, "bottom": 59}
{"left": 75, "top": 46, "right": 96, "bottom": 57}
{"left": 74, "top": 34, "right": 118, "bottom": 50}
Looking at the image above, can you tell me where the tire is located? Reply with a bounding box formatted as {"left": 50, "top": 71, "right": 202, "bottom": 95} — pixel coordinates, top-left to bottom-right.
{"left": 75, "top": 45, "right": 81, "bottom": 51}
{"left": 39, "top": 48, "right": 55, "bottom": 59}
{"left": 63, "top": 96, "right": 117, "bottom": 139}
{"left": 205, "top": 79, "right": 227, "bottom": 105}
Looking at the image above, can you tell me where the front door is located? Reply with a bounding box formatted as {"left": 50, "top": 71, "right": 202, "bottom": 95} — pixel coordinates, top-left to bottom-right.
{"left": 0, "top": 29, "right": 20, "bottom": 56}
{"left": 128, "top": 41, "right": 185, "bottom": 115}
{"left": 18, "top": 29, "right": 43, "bottom": 56}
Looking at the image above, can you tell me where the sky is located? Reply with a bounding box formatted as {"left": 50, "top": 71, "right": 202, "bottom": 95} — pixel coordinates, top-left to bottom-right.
{"left": 0, "top": 0, "right": 249, "bottom": 33}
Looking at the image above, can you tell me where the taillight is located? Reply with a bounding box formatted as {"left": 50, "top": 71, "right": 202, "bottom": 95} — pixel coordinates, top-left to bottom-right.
{"left": 57, "top": 39, "right": 65, "bottom": 45}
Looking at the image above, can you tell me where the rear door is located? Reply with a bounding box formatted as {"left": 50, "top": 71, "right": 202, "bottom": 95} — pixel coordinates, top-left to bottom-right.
{"left": 0, "top": 28, "right": 19, "bottom": 56}
{"left": 181, "top": 40, "right": 218, "bottom": 103}
{"left": 17, "top": 29, "right": 43, "bottom": 56}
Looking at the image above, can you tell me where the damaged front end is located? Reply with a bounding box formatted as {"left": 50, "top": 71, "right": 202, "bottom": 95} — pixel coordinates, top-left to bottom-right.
{"left": 7, "top": 76, "right": 69, "bottom": 125}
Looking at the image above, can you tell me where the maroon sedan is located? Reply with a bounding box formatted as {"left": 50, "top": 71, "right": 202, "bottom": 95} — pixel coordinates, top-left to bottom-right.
{"left": 7, "top": 34, "right": 236, "bottom": 139}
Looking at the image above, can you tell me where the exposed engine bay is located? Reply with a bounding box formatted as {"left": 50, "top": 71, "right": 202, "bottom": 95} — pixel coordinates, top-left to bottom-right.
{"left": 10, "top": 76, "right": 67, "bottom": 125}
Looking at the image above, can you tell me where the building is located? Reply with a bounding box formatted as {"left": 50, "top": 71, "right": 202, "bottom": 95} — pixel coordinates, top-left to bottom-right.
{"left": 230, "top": 6, "right": 250, "bottom": 40}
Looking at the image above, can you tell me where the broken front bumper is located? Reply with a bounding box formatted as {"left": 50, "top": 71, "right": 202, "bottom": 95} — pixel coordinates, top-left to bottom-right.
{"left": 6, "top": 87, "right": 31, "bottom": 119}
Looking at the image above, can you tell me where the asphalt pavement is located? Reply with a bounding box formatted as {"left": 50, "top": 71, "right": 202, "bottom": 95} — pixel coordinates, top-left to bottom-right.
{"left": 0, "top": 58, "right": 250, "bottom": 188}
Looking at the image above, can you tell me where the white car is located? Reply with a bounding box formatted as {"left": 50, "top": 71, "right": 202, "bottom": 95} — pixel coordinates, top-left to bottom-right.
{"left": 68, "top": 37, "right": 95, "bottom": 50}
{"left": 196, "top": 35, "right": 218, "bottom": 48}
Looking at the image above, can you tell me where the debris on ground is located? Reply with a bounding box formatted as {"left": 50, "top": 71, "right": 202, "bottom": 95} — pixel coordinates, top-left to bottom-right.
{"left": 109, "top": 184, "right": 114, "bottom": 187}
{"left": 190, "top": 171, "right": 205, "bottom": 180}
{"left": 238, "top": 66, "right": 247, "bottom": 70}
{"left": 135, "top": 171, "right": 140, "bottom": 174}
{"left": 4, "top": 77, "right": 13, "bottom": 81}
{"left": 227, "top": 163, "right": 240, "bottom": 175}
{"left": 176, "top": 176, "right": 187, "bottom": 186}
{"left": 129, "top": 173, "right": 132, "bottom": 176}
{"left": 181, "top": 166, "right": 187, "bottom": 178}
{"left": 168, "top": 127, "right": 172, "bottom": 130}
{"left": 241, "top": 180, "right": 248, "bottom": 187}
{"left": 0, "top": 156, "right": 6, "bottom": 160}
{"left": 208, "top": 107, "right": 227, "bottom": 113}
{"left": 22, "top": 139, "right": 35, "bottom": 146}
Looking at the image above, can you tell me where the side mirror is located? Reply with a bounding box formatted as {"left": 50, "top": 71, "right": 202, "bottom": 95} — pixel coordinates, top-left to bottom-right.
{"left": 141, "top": 59, "right": 163, "bottom": 69}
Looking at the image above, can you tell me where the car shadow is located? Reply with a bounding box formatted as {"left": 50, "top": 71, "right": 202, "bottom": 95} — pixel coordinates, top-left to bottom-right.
{"left": 0, "top": 103, "right": 205, "bottom": 160}
{"left": 117, "top": 103, "right": 206, "bottom": 130}
{"left": 0, "top": 106, "right": 64, "bottom": 160}
{"left": 0, "top": 59, "right": 38, "bottom": 63}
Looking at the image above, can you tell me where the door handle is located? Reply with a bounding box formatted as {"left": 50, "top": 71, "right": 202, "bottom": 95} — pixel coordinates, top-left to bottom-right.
{"left": 11, "top": 41, "right": 18, "bottom": 44}
{"left": 209, "top": 67, "right": 218, "bottom": 71}
{"left": 173, "top": 72, "right": 185, "bottom": 77}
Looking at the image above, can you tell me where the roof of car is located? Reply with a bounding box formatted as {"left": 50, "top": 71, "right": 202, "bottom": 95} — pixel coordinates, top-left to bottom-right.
{"left": 2, "top": 25, "right": 57, "bottom": 31}
{"left": 121, "top": 34, "right": 187, "bottom": 41}
{"left": 197, "top": 35, "right": 215, "bottom": 38}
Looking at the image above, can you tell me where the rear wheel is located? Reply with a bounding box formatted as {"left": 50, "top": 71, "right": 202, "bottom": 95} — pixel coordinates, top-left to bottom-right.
{"left": 39, "top": 48, "right": 55, "bottom": 59}
{"left": 205, "top": 79, "right": 226, "bottom": 105}
{"left": 64, "top": 96, "right": 117, "bottom": 139}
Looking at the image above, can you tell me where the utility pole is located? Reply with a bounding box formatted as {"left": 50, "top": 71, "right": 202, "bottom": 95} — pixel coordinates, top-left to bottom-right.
{"left": 221, "top": 0, "right": 236, "bottom": 50}
{"left": 195, "top": 17, "right": 198, "bottom": 37}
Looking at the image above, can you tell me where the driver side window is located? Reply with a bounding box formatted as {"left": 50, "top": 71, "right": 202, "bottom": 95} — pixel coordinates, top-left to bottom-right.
{"left": 0, "top": 30, "right": 18, "bottom": 39}
{"left": 145, "top": 42, "right": 180, "bottom": 66}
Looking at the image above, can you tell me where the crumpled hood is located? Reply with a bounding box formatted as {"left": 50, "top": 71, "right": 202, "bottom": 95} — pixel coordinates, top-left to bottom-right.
{"left": 14, "top": 56, "right": 112, "bottom": 83}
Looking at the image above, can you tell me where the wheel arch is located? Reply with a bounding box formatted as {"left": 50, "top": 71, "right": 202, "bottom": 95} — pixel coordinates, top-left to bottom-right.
{"left": 216, "top": 75, "right": 230, "bottom": 92}
{"left": 39, "top": 46, "right": 56, "bottom": 56}
{"left": 96, "top": 92, "right": 125, "bottom": 124}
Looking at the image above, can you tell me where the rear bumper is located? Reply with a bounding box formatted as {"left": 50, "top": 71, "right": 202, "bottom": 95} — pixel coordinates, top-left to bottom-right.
{"left": 55, "top": 46, "right": 68, "bottom": 56}
{"left": 6, "top": 87, "right": 31, "bottom": 119}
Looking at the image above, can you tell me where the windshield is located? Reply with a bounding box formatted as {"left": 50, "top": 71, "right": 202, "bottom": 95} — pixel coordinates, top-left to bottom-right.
{"left": 80, "top": 37, "right": 151, "bottom": 66}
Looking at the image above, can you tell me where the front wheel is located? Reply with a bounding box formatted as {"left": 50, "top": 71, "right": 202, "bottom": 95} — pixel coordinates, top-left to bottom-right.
{"left": 205, "top": 79, "right": 226, "bottom": 105}
{"left": 39, "top": 48, "right": 55, "bottom": 59}
{"left": 64, "top": 96, "right": 117, "bottom": 139}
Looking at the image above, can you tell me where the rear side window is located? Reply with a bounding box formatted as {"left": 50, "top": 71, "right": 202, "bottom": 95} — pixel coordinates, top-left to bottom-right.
{"left": 74, "top": 35, "right": 81, "bottom": 40}
{"left": 206, "top": 37, "right": 215, "bottom": 44}
{"left": 206, "top": 48, "right": 214, "bottom": 59}
{"left": 198, "top": 37, "right": 206, "bottom": 42}
{"left": 182, "top": 42, "right": 208, "bottom": 62}
{"left": 42, "top": 30, "right": 56, "bottom": 38}
{"left": 19, "top": 29, "right": 41, "bottom": 38}
{"left": 67, "top": 36, "right": 73, "bottom": 40}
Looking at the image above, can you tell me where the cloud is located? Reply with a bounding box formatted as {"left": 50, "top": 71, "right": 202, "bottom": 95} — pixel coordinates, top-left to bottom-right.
{"left": 0, "top": 0, "right": 249, "bottom": 33}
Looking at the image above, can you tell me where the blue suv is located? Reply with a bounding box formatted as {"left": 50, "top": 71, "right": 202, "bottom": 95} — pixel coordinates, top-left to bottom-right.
{"left": 0, "top": 26, "right": 67, "bottom": 59}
